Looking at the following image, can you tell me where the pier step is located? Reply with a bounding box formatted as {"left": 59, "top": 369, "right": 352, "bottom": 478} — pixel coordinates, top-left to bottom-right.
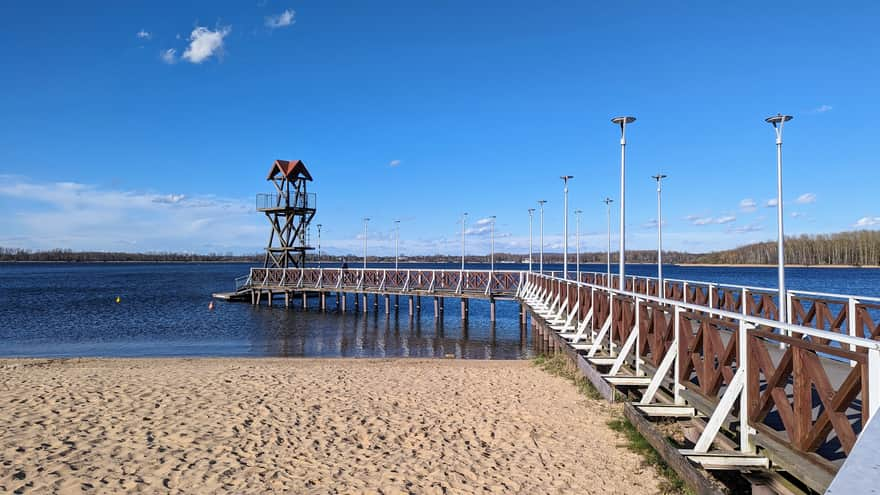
{"left": 602, "top": 375, "right": 652, "bottom": 387}
{"left": 679, "top": 450, "right": 769, "bottom": 470}
{"left": 587, "top": 357, "right": 617, "bottom": 366}
{"left": 634, "top": 404, "right": 697, "bottom": 418}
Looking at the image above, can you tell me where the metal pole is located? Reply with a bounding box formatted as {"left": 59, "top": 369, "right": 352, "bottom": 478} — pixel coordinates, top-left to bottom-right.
{"left": 363, "top": 217, "right": 369, "bottom": 270}
{"left": 461, "top": 212, "right": 467, "bottom": 271}
{"left": 561, "top": 175, "right": 573, "bottom": 279}
{"left": 317, "top": 223, "right": 322, "bottom": 268}
{"left": 528, "top": 208, "right": 535, "bottom": 272}
{"left": 490, "top": 216, "right": 496, "bottom": 272}
{"left": 652, "top": 174, "right": 667, "bottom": 296}
{"left": 537, "top": 200, "right": 547, "bottom": 274}
{"left": 604, "top": 197, "right": 613, "bottom": 286}
{"left": 574, "top": 209, "right": 582, "bottom": 282}
{"left": 766, "top": 114, "right": 792, "bottom": 323}
{"left": 394, "top": 220, "right": 400, "bottom": 270}
{"left": 612, "top": 116, "right": 635, "bottom": 291}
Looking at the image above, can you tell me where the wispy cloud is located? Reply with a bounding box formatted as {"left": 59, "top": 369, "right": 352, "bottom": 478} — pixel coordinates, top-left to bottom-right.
{"left": 715, "top": 215, "right": 736, "bottom": 225}
{"left": 729, "top": 223, "right": 763, "bottom": 234}
{"left": 796, "top": 192, "right": 816, "bottom": 204}
{"left": 739, "top": 198, "right": 757, "bottom": 213}
{"left": 182, "top": 26, "right": 231, "bottom": 64}
{"left": 266, "top": 9, "right": 296, "bottom": 29}
{"left": 812, "top": 104, "right": 833, "bottom": 113}
{"left": 389, "top": 159, "right": 401, "bottom": 167}
{"left": 136, "top": 29, "right": 152, "bottom": 40}
{"left": 0, "top": 176, "right": 260, "bottom": 253}
{"left": 854, "top": 217, "right": 880, "bottom": 227}
{"left": 766, "top": 198, "right": 778, "bottom": 207}
{"left": 160, "top": 48, "right": 177, "bottom": 64}
{"left": 686, "top": 215, "right": 735, "bottom": 226}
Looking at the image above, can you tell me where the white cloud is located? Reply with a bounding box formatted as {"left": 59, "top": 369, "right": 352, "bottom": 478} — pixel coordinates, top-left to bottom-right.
{"left": 136, "top": 29, "right": 152, "bottom": 40}
{"left": 854, "top": 217, "right": 880, "bottom": 227}
{"left": 389, "top": 159, "right": 401, "bottom": 167}
{"left": 0, "top": 176, "right": 260, "bottom": 253}
{"left": 686, "top": 215, "right": 735, "bottom": 226}
{"left": 266, "top": 9, "right": 296, "bottom": 29}
{"left": 160, "top": 48, "right": 177, "bottom": 64}
{"left": 766, "top": 198, "right": 778, "bottom": 207}
{"left": 739, "top": 198, "right": 757, "bottom": 213}
{"left": 182, "top": 26, "right": 231, "bottom": 64}
{"left": 791, "top": 211, "right": 806, "bottom": 218}
{"left": 715, "top": 215, "right": 736, "bottom": 225}
{"left": 813, "top": 104, "right": 833, "bottom": 113}
{"left": 729, "top": 223, "right": 763, "bottom": 234}
{"left": 796, "top": 192, "right": 816, "bottom": 204}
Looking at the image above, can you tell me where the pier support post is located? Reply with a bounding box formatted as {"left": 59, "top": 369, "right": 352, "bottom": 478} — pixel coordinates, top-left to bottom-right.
{"left": 384, "top": 295, "right": 390, "bottom": 315}
{"left": 285, "top": 292, "right": 290, "bottom": 308}
{"left": 461, "top": 298, "right": 469, "bottom": 320}
{"left": 408, "top": 295, "right": 414, "bottom": 316}
{"left": 394, "top": 295, "right": 399, "bottom": 310}
{"left": 490, "top": 297, "right": 496, "bottom": 322}
{"left": 373, "top": 294, "right": 379, "bottom": 310}
{"left": 267, "top": 291, "right": 272, "bottom": 307}
{"left": 321, "top": 292, "right": 326, "bottom": 310}
{"left": 341, "top": 292, "right": 347, "bottom": 312}
{"left": 362, "top": 294, "right": 368, "bottom": 313}
{"left": 251, "top": 290, "right": 255, "bottom": 305}
{"left": 519, "top": 303, "right": 525, "bottom": 324}
{"left": 302, "top": 292, "right": 308, "bottom": 309}
{"left": 416, "top": 295, "right": 421, "bottom": 312}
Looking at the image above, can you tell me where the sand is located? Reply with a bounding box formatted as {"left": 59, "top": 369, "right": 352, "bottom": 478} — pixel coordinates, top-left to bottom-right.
{"left": 0, "top": 358, "right": 662, "bottom": 494}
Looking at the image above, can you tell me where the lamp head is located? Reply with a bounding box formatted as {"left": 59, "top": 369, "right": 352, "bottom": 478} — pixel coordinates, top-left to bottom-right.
{"left": 765, "top": 114, "right": 793, "bottom": 126}
{"left": 611, "top": 116, "right": 636, "bottom": 125}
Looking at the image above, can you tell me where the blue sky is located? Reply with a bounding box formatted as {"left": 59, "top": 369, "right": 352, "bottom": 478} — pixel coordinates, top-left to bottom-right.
{"left": 1, "top": 1, "right": 879, "bottom": 256}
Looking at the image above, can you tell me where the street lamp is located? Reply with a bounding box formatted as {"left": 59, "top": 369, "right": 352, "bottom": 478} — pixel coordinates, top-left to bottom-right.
{"left": 461, "top": 212, "right": 468, "bottom": 271}
{"left": 362, "top": 217, "right": 370, "bottom": 270}
{"left": 652, "top": 174, "right": 667, "bottom": 297}
{"left": 394, "top": 220, "right": 400, "bottom": 270}
{"left": 574, "top": 209, "right": 582, "bottom": 282}
{"left": 527, "top": 208, "right": 535, "bottom": 272}
{"left": 561, "top": 175, "right": 574, "bottom": 279}
{"left": 766, "top": 113, "right": 793, "bottom": 323}
{"left": 603, "top": 197, "right": 613, "bottom": 286}
{"left": 537, "top": 200, "right": 547, "bottom": 274}
{"left": 316, "top": 223, "right": 322, "bottom": 268}
{"left": 489, "top": 215, "right": 497, "bottom": 272}
{"left": 612, "top": 115, "right": 636, "bottom": 290}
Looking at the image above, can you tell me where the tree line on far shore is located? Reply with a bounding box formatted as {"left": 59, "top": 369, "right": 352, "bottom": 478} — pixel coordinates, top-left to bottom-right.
{"left": 3, "top": 230, "right": 880, "bottom": 266}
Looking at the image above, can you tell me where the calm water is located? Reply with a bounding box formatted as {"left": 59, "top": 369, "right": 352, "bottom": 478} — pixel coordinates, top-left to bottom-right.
{"left": 1, "top": 262, "right": 879, "bottom": 359}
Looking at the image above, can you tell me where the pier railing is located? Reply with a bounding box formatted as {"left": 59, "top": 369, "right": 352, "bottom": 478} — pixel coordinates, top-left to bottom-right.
{"left": 247, "top": 267, "right": 523, "bottom": 298}
{"left": 521, "top": 271, "right": 880, "bottom": 489}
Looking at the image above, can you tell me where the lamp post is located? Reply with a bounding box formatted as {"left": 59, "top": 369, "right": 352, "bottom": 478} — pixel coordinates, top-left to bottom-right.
{"left": 652, "top": 174, "right": 667, "bottom": 297}
{"left": 394, "top": 220, "right": 400, "bottom": 270}
{"left": 561, "top": 175, "right": 574, "bottom": 279}
{"left": 527, "top": 208, "right": 535, "bottom": 272}
{"left": 766, "top": 113, "right": 793, "bottom": 323}
{"left": 574, "top": 209, "right": 582, "bottom": 282}
{"left": 461, "top": 212, "right": 468, "bottom": 271}
{"left": 362, "top": 217, "right": 370, "bottom": 270}
{"left": 489, "top": 215, "right": 497, "bottom": 272}
{"left": 316, "top": 223, "right": 322, "bottom": 268}
{"left": 603, "top": 197, "right": 613, "bottom": 286}
{"left": 612, "top": 116, "right": 636, "bottom": 290}
{"left": 537, "top": 200, "right": 547, "bottom": 274}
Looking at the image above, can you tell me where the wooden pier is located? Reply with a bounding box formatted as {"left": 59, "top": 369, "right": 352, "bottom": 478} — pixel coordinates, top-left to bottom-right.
{"left": 217, "top": 266, "right": 880, "bottom": 493}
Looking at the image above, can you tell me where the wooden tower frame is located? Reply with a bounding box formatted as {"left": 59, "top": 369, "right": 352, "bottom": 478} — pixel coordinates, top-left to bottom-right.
{"left": 257, "top": 159, "right": 316, "bottom": 269}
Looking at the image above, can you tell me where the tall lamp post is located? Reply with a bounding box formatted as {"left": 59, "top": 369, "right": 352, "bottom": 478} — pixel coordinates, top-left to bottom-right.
{"left": 537, "top": 200, "right": 547, "bottom": 274}
{"left": 316, "top": 223, "right": 322, "bottom": 268}
{"left": 603, "top": 197, "right": 613, "bottom": 286}
{"left": 461, "top": 212, "right": 468, "bottom": 271}
{"left": 527, "top": 208, "right": 535, "bottom": 272}
{"left": 489, "top": 215, "right": 497, "bottom": 272}
{"left": 362, "top": 217, "right": 370, "bottom": 270}
{"left": 652, "top": 174, "right": 667, "bottom": 297}
{"left": 561, "top": 175, "right": 574, "bottom": 279}
{"left": 612, "top": 116, "right": 636, "bottom": 290}
{"left": 766, "top": 113, "right": 793, "bottom": 323}
{"left": 574, "top": 209, "right": 582, "bottom": 282}
{"left": 394, "top": 220, "right": 400, "bottom": 270}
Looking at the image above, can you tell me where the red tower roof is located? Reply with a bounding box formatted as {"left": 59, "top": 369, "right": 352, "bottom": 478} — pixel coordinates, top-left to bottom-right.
{"left": 267, "top": 159, "right": 313, "bottom": 181}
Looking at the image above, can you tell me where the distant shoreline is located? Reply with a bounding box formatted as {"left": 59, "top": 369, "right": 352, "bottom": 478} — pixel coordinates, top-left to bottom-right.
{"left": 677, "top": 263, "right": 880, "bottom": 269}
{"left": 2, "top": 260, "right": 879, "bottom": 268}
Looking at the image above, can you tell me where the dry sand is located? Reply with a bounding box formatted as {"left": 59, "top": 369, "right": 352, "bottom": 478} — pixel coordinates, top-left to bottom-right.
{"left": 0, "top": 358, "right": 662, "bottom": 494}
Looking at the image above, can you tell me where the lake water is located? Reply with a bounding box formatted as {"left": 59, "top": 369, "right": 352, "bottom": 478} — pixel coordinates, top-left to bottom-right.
{"left": 1, "top": 262, "right": 879, "bottom": 359}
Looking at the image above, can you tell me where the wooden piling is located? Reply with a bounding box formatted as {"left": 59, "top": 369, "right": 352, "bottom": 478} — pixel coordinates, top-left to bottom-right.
{"left": 384, "top": 295, "right": 390, "bottom": 315}
{"left": 320, "top": 292, "right": 326, "bottom": 310}
{"left": 408, "top": 295, "right": 414, "bottom": 316}
{"left": 341, "top": 292, "right": 347, "bottom": 312}
{"left": 460, "top": 298, "right": 468, "bottom": 320}
{"left": 433, "top": 297, "right": 439, "bottom": 318}
{"left": 362, "top": 293, "right": 368, "bottom": 313}
{"left": 285, "top": 292, "right": 290, "bottom": 308}
{"left": 302, "top": 292, "right": 307, "bottom": 309}
{"left": 489, "top": 297, "right": 496, "bottom": 322}
{"left": 267, "top": 291, "right": 272, "bottom": 307}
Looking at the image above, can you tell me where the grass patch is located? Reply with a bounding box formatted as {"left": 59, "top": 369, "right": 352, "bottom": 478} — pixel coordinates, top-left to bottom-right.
{"left": 607, "top": 417, "right": 691, "bottom": 495}
{"left": 532, "top": 354, "right": 601, "bottom": 401}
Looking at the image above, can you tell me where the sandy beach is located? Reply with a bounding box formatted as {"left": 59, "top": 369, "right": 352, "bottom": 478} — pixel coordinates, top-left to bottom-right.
{"left": 0, "top": 358, "right": 661, "bottom": 494}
